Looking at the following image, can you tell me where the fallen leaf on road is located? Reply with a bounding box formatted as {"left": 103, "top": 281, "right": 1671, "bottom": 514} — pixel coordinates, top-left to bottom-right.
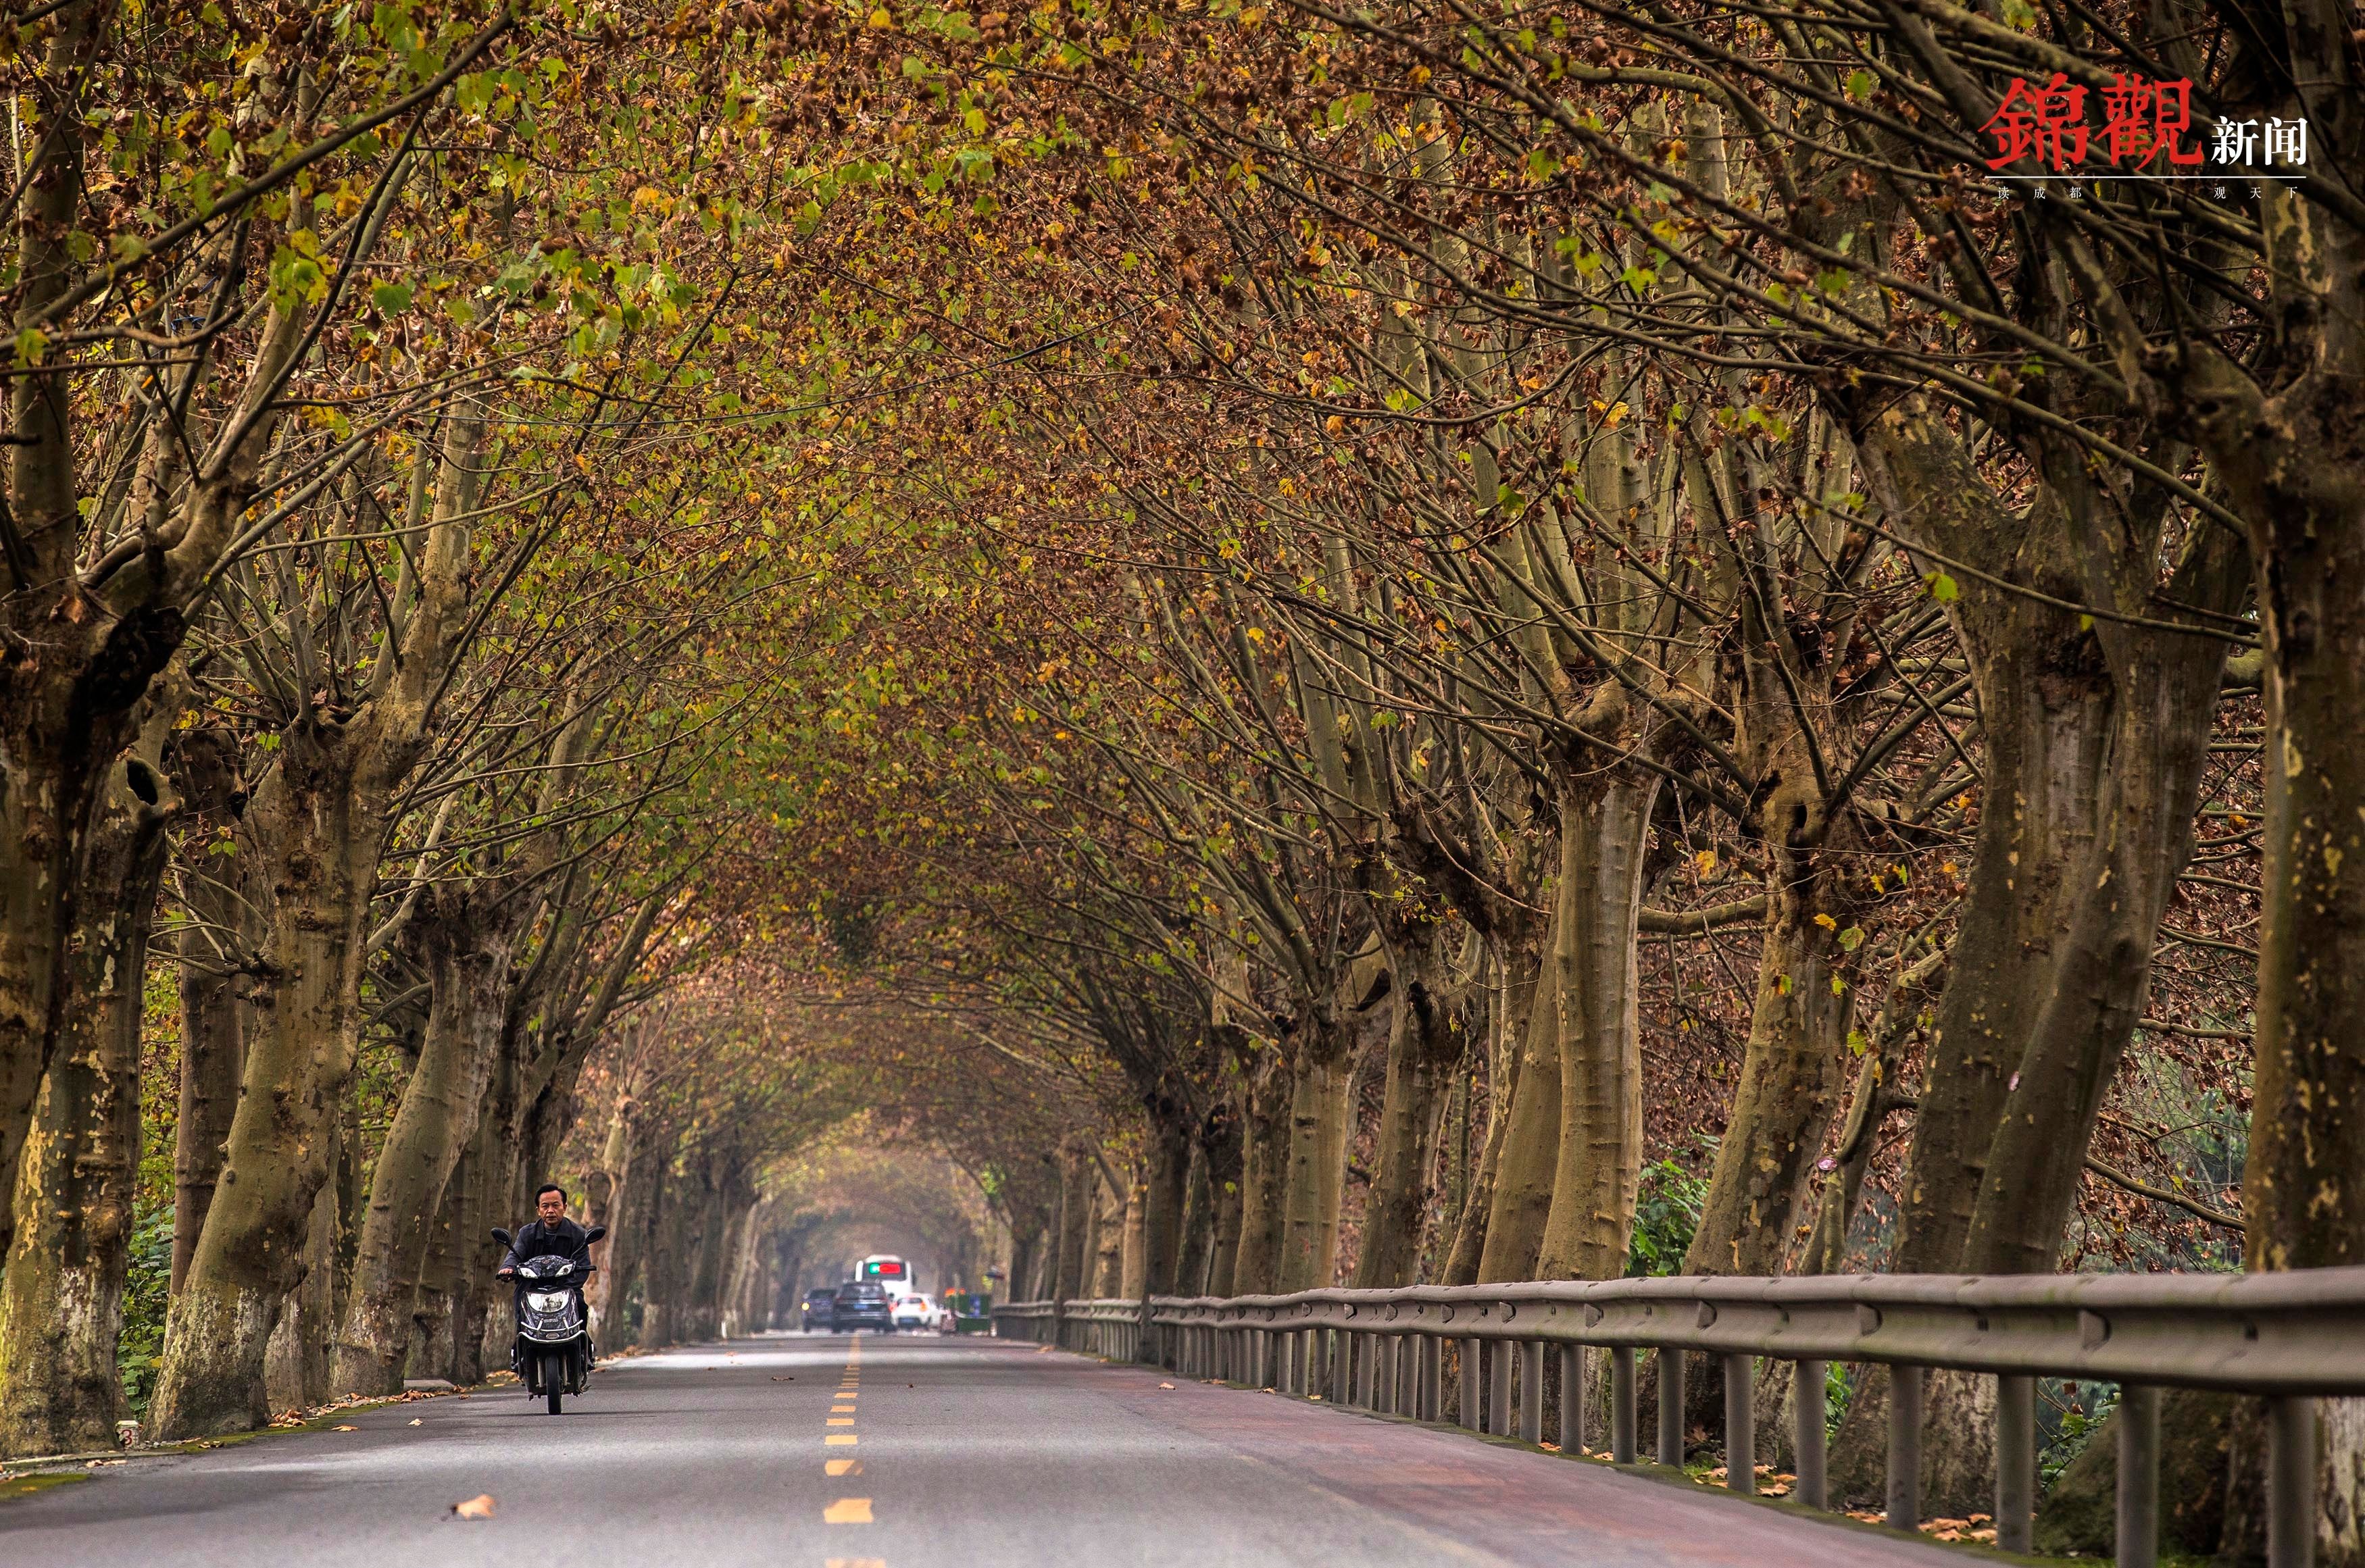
{"left": 452, "top": 1494, "right": 497, "bottom": 1520}
{"left": 1033, "top": 1345, "right": 1052, "bottom": 1354}
{"left": 84, "top": 1458, "right": 127, "bottom": 1467}
{"left": 1159, "top": 1382, "right": 1176, "bottom": 1390}
{"left": 332, "top": 1425, "right": 358, "bottom": 1432}
{"left": 407, "top": 1418, "right": 424, "bottom": 1426}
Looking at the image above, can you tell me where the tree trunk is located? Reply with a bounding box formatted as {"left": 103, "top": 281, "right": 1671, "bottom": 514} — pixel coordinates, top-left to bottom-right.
{"left": 1090, "top": 1169, "right": 1125, "bottom": 1296}
{"left": 1355, "top": 920, "right": 1472, "bottom": 1287}
{"left": 147, "top": 721, "right": 385, "bottom": 1439}
{"left": 332, "top": 910, "right": 509, "bottom": 1395}
{"left": 169, "top": 727, "right": 244, "bottom": 1296}
{"left": 1051, "top": 1141, "right": 1093, "bottom": 1305}
{"left": 606, "top": 1126, "right": 664, "bottom": 1350}
{"left": 1445, "top": 946, "right": 1530, "bottom": 1285}
{"left": 1274, "top": 1019, "right": 1353, "bottom": 1292}
{"left": 1684, "top": 817, "right": 1848, "bottom": 1277}
{"left": 1537, "top": 769, "right": 1660, "bottom": 1281}
{"left": 1230, "top": 1052, "right": 1292, "bottom": 1293}
{"left": 0, "top": 5, "right": 173, "bottom": 1275}
{"left": 409, "top": 1148, "right": 470, "bottom": 1385}
{"left": 1962, "top": 613, "right": 2235, "bottom": 1271}
{"left": 1174, "top": 1136, "right": 1213, "bottom": 1296}
{"left": 2241, "top": 461, "right": 2365, "bottom": 1270}
{"left": 1823, "top": 409, "right": 2244, "bottom": 1513}
{"left": 148, "top": 400, "right": 483, "bottom": 1439}
{"left": 1477, "top": 907, "right": 1564, "bottom": 1282}
{"left": 1202, "top": 1110, "right": 1244, "bottom": 1297}
{"left": 1119, "top": 1180, "right": 1149, "bottom": 1301}
{"left": 0, "top": 750, "right": 172, "bottom": 1456}
{"left": 261, "top": 1137, "right": 343, "bottom": 1414}
{"left": 1141, "top": 1115, "right": 1190, "bottom": 1297}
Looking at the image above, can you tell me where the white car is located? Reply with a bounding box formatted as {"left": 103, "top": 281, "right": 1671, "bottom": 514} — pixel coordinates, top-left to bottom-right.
{"left": 889, "top": 1294, "right": 947, "bottom": 1332}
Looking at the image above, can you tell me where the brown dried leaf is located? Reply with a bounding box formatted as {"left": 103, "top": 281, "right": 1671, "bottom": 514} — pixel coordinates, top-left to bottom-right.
{"left": 453, "top": 1494, "right": 497, "bottom": 1520}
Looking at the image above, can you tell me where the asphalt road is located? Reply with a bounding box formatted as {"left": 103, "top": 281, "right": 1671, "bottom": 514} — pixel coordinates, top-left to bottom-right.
{"left": 1, "top": 1332, "right": 1964, "bottom": 1567}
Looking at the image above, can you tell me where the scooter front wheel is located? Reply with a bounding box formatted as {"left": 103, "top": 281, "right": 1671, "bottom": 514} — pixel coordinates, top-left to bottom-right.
{"left": 542, "top": 1348, "right": 566, "bottom": 1415}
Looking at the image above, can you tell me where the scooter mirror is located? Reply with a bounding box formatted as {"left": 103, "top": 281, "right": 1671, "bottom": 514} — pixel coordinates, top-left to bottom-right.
{"left": 490, "top": 1228, "right": 514, "bottom": 1248}
{"left": 583, "top": 1225, "right": 608, "bottom": 1244}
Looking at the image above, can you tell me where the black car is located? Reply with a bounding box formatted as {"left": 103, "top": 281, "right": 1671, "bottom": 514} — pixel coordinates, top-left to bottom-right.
{"left": 800, "top": 1287, "right": 837, "bottom": 1333}
{"left": 831, "top": 1281, "right": 894, "bottom": 1332}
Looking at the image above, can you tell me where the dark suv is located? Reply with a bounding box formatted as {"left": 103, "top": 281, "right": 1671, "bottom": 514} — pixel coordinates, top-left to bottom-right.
{"left": 800, "top": 1287, "right": 837, "bottom": 1333}
{"left": 831, "top": 1281, "right": 894, "bottom": 1333}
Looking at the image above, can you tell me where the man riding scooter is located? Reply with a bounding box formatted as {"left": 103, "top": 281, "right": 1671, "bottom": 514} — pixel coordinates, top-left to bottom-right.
{"left": 493, "top": 1184, "right": 605, "bottom": 1415}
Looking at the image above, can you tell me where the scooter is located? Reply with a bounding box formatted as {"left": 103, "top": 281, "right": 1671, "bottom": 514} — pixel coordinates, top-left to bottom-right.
{"left": 490, "top": 1224, "right": 606, "bottom": 1415}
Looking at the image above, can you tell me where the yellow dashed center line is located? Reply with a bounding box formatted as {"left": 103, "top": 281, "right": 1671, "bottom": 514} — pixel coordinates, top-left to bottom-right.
{"left": 824, "top": 1348, "right": 874, "bottom": 1542}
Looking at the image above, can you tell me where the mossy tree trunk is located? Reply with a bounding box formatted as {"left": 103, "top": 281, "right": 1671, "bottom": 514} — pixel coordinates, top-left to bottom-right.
{"left": 0, "top": 728, "right": 175, "bottom": 1457}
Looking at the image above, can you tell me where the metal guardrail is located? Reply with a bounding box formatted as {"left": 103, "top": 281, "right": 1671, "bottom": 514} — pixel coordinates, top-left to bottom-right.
{"left": 995, "top": 1269, "right": 2365, "bottom": 1568}
{"left": 991, "top": 1296, "right": 1143, "bottom": 1359}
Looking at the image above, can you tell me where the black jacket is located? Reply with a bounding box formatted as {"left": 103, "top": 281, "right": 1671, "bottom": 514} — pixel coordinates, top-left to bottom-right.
{"left": 502, "top": 1217, "right": 593, "bottom": 1272}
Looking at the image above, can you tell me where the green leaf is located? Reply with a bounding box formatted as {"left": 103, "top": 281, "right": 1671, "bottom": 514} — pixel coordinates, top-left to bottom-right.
{"left": 372, "top": 280, "right": 415, "bottom": 315}
{"left": 1926, "top": 571, "right": 1958, "bottom": 602}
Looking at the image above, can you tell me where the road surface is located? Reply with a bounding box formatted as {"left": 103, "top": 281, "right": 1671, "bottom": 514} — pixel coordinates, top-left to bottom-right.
{"left": 1, "top": 1332, "right": 1962, "bottom": 1566}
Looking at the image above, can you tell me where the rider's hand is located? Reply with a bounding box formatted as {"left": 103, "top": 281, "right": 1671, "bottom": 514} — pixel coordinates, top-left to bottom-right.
{"left": 499, "top": 1267, "right": 516, "bottom": 1277}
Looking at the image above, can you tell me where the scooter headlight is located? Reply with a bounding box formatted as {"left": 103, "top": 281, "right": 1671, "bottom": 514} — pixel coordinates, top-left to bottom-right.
{"left": 526, "top": 1292, "right": 568, "bottom": 1314}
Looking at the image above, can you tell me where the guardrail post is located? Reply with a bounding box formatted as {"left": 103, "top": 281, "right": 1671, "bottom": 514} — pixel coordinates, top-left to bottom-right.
{"left": 2268, "top": 1395, "right": 2316, "bottom": 1568}
{"left": 1724, "top": 1354, "right": 1754, "bottom": 1494}
{"left": 1460, "top": 1338, "right": 1482, "bottom": 1431}
{"left": 2117, "top": 1384, "right": 2160, "bottom": 1568}
{"left": 1887, "top": 1363, "right": 1923, "bottom": 1532}
{"left": 1559, "top": 1344, "right": 1585, "bottom": 1454}
{"left": 1658, "top": 1348, "right": 1686, "bottom": 1466}
{"left": 1795, "top": 1359, "right": 1828, "bottom": 1510}
{"left": 1520, "top": 1342, "right": 1545, "bottom": 1444}
{"left": 1491, "top": 1338, "right": 1513, "bottom": 1437}
{"left": 1422, "top": 1335, "right": 1443, "bottom": 1421}
{"left": 1378, "top": 1336, "right": 1397, "bottom": 1415}
{"left": 1612, "top": 1346, "right": 1638, "bottom": 1463}
{"left": 1996, "top": 1373, "right": 2033, "bottom": 1549}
